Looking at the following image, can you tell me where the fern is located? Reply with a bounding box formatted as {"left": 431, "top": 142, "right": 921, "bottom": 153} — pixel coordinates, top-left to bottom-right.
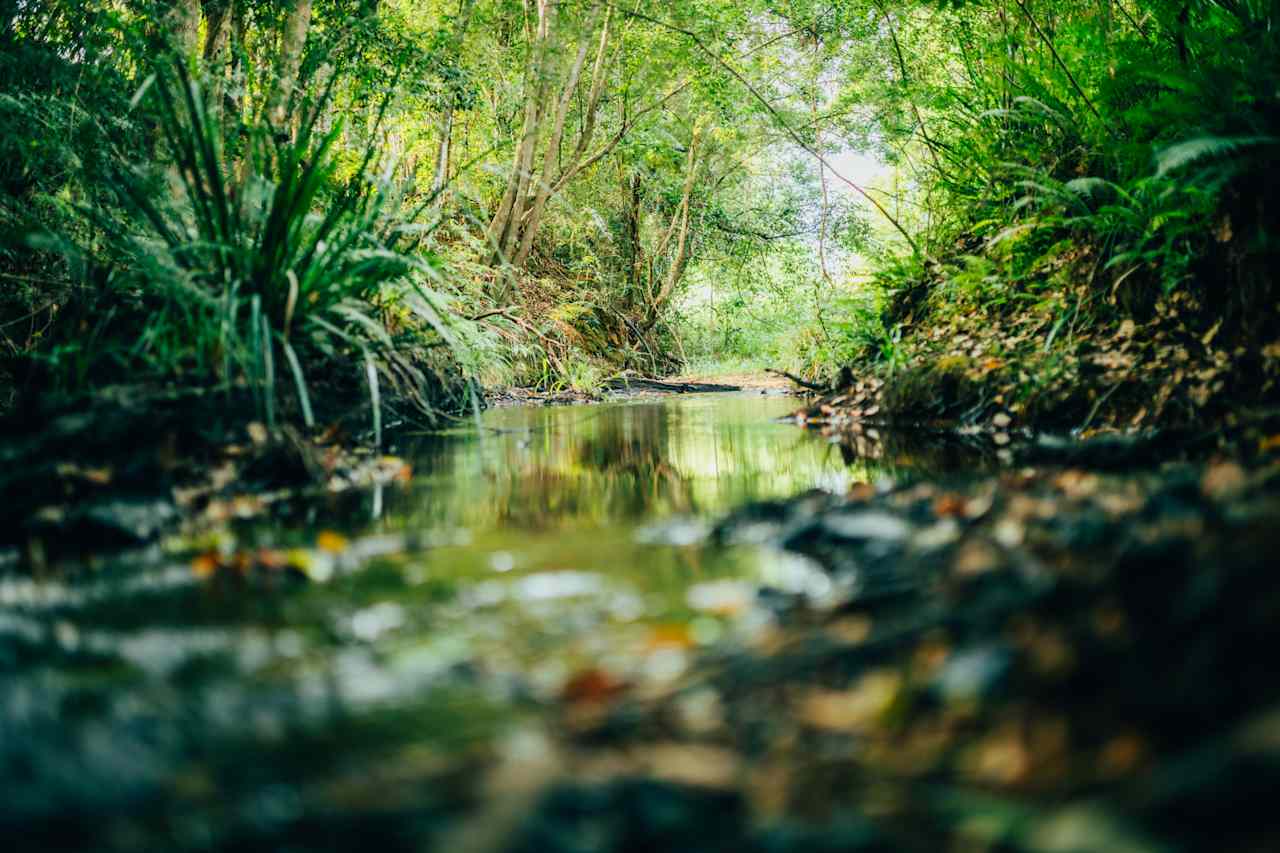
{"left": 1155, "top": 135, "right": 1278, "bottom": 177}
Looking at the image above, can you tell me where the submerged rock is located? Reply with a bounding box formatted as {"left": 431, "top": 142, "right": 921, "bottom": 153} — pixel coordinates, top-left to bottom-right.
{"left": 75, "top": 498, "right": 178, "bottom": 544}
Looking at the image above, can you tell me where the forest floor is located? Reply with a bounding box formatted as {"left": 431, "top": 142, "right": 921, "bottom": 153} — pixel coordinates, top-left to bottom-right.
{"left": 789, "top": 288, "right": 1280, "bottom": 444}
{"left": 487, "top": 451, "right": 1280, "bottom": 853}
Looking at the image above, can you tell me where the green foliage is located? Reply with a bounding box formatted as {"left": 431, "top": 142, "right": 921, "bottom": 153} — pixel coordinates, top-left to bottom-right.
{"left": 4, "top": 0, "right": 1280, "bottom": 410}
{"left": 114, "top": 62, "right": 468, "bottom": 425}
{"left": 829, "top": 0, "right": 1280, "bottom": 352}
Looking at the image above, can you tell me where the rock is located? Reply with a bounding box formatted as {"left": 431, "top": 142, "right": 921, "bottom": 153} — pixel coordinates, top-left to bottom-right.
{"left": 932, "top": 644, "right": 1014, "bottom": 704}
{"left": 818, "top": 511, "right": 912, "bottom": 543}
{"left": 77, "top": 497, "right": 178, "bottom": 543}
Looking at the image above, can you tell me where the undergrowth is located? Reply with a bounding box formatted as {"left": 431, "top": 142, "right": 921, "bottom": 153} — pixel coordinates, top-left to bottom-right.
{"left": 812, "top": 1, "right": 1280, "bottom": 428}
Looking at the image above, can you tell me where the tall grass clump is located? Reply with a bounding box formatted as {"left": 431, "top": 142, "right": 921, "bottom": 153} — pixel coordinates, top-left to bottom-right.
{"left": 89, "top": 59, "right": 473, "bottom": 431}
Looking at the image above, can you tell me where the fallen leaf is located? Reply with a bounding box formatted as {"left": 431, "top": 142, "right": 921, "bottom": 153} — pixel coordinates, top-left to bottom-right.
{"left": 247, "top": 421, "right": 269, "bottom": 446}
{"left": 191, "top": 551, "right": 220, "bottom": 578}
{"left": 953, "top": 539, "right": 1002, "bottom": 577}
{"left": 644, "top": 743, "right": 739, "bottom": 789}
{"left": 646, "top": 623, "right": 696, "bottom": 650}
{"left": 797, "top": 670, "right": 901, "bottom": 733}
{"left": 1098, "top": 733, "right": 1147, "bottom": 777}
{"left": 317, "top": 530, "right": 350, "bottom": 553}
{"left": 933, "top": 493, "right": 967, "bottom": 517}
{"left": 964, "top": 726, "right": 1031, "bottom": 786}
{"left": 1201, "top": 460, "right": 1247, "bottom": 499}
{"left": 561, "top": 668, "right": 627, "bottom": 704}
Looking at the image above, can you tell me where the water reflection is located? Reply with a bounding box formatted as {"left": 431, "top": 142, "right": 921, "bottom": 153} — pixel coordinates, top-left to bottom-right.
{"left": 341, "top": 394, "right": 867, "bottom": 616}
{"left": 390, "top": 394, "right": 858, "bottom": 532}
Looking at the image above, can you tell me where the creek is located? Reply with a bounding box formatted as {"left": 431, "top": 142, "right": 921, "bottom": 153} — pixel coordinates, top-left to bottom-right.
{"left": 0, "top": 393, "right": 883, "bottom": 849}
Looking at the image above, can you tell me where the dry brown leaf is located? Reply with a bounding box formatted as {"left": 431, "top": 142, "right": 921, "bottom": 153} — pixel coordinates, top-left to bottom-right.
{"left": 643, "top": 743, "right": 740, "bottom": 790}
{"left": 797, "top": 670, "right": 901, "bottom": 733}
{"left": 561, "top": 668, "right": 628, "bottom": 705}
{"left": 1201, "top": 460, "right": 1247, "bottom": 499}
{"left": 317, "top": 530, "right": 350, "bottom": 553}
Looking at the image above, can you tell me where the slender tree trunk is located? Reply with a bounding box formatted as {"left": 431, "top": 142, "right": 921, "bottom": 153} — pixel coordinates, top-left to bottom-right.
{"left": 500, "top": 3, "right": 556, "bottom": 261}
{"left": 432, "top": 0, "right": 476, "bottom": 197}
{"left": 433, "top": 109, "right": 455, "bottom": 194}
{"left": 202, "top": 0, "right": 230, "bottom": 63}
{"left": 625, "top": 172, "right": 643, "bottom": 305}
{"left": 645, "top": 126, "right": 701, "bottom": 329}
{"left": 225, "top": 1, "right": 247, "bottom": 123}
{"left": 201, "top": 0, "right": 231, "bottom": 119}
{"left": 555, "top": 7, "right": 613, "bottom": 188}
{"left": 265, "top": 0, "right": 314, "bottom": 136}
{"left": 486, "top": 0, "right": 555, "bottom": 264}
{"left": 513, "top": 6, "right": 601, "bottom": 267}
{"left": 166, "top": 0, "right": 201, "bottom": 57}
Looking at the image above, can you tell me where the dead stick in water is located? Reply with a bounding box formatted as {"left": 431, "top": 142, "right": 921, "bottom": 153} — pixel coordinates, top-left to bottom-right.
{"left": 767, "top": 369, "right": 827, "bottom": 392}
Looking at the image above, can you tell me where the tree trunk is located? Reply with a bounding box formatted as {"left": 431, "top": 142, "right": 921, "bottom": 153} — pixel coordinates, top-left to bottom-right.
{"left": 201, "top": 0, "right": 231, "bottom": 119}
{"left": 644, "top": 126, "right": 701, "bottom": 329}
{"left": 166, "top": 0, "right": 201, "bottom": 57}
{"left": 625, "top": 172, "right": 643, "bottom": 305}
{"left": 486, "top": 0, "right": 555, "bottom": 264}
{"left": 500, "top": 2, "right": 557, "bottom": 262}
{"left": 265, "top": 0, "right": 314, "bottom": 136}
{"left": 432, "top": 0, "right": 476, "bottom": 198}
{"left": 513, "top": 6, "right": 601, "bottom": 267}
{"left": 224, "top": 1, "right": 247, "bottom": 123}
{"left": 432, "top": 109, "right": 455, "bottom": 195}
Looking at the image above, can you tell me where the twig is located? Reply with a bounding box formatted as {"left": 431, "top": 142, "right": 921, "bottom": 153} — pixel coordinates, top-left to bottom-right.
{"left": 1010, "top": 0, "right": 1104, "bottom": 123}
{"left": 466, "top": 307, "right": 518, "bottom": 322}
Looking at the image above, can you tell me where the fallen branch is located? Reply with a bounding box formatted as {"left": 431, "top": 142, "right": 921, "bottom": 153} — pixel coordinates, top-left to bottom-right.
{"left": 466, "top": 308, "right": 519, "bottom": 323}
{"left": 768, "top": 369, "right": 827, "bottom": 392}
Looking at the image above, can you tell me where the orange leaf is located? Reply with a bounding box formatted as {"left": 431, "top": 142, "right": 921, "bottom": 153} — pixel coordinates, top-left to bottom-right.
{"left": 647, "top": 623, "right": 696, "bottom": 651}
{"left": 316, "top": 530, "right": 349, "bottom": 553}
{"left": 191, "top": 551, "right": 220, "bottom": 578}
{"left": 561, "top": 668, "right": 627, "bottom": 704}
{"left": 255, "top": 548, "right": 289, "bottom": 570}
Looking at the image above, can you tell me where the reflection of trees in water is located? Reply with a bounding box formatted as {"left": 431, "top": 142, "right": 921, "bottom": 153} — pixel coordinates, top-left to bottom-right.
{"left": 569, "top": 403, "right": 695, "bottom": 519}
{"left": 374, "top": 398, "right": 874, "bottom": 533}
{"left": 486, "top": 403, "right": 694, "bottom": 527}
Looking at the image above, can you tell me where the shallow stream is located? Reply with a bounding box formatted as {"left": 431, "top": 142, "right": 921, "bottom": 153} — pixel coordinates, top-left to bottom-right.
{"left": 1, "top": 393, "right": 883, "bottom": 849}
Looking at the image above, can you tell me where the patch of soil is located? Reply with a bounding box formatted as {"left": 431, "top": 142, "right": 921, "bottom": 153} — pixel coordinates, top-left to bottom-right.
{"left": 670, "top": 372, "right": 798, "bottom": 394}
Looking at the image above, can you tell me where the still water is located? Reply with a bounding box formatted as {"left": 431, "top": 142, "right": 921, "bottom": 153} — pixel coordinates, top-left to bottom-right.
{"left": 1, "top": 393, "right": 875, "bottom": 850}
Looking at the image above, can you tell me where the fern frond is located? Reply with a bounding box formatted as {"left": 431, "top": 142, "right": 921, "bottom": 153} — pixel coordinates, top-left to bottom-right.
{"left": 1155, "top": 135, "right": 1278, "bottom": 176}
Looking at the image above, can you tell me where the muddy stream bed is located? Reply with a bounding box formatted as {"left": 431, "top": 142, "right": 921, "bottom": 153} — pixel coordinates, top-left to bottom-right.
{"left": 3, "top": 393, "right": 1279, "bottom": 852}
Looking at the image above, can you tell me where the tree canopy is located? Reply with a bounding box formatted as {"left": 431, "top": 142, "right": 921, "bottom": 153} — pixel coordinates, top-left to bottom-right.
{"left": 2, "top": 0, "right": 1277, "bottom": 414}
